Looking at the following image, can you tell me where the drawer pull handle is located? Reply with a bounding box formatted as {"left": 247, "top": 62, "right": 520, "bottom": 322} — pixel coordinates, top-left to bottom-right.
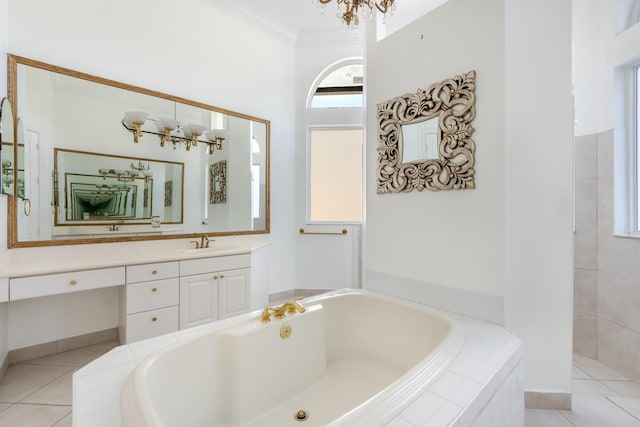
{"left": 220, "top": 275, "right": 224, "bottom": 279}
{"left": 152, "top": 317, "right": 157, "bottom": 322}
{"left": 151, "top": 287, "right": 158, "bottom": 292}
{"left": 70, "top": 280, "right": 77, "bottom": 286}
{"left": 213, "top": 275, "right": 218, "bottom": 280}
{"left": 151, "top": 270, "right": 158, "bottom": 275}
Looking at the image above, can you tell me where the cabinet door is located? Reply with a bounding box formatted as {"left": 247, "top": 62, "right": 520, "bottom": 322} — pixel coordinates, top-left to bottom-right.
{"left": 179, "top": 273, "right": 218, "bottom": 329}
{"left": 219, "top": 268, "right": 250, "bottom": 319}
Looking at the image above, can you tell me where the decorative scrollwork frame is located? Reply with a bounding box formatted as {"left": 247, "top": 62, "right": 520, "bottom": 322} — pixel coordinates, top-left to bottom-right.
{"left": 376, "top": 70, "right": 476, "bottom": 193}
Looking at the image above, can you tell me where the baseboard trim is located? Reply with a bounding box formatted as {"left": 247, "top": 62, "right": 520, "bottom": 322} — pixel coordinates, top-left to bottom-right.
{"left": 9, "top": 327, "right": 119, "bottom": 364}
{"left": 525, "top": 391, "right": 572, "bottom": 410}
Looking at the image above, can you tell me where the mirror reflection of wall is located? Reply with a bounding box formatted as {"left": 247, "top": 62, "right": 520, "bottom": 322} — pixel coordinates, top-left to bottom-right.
{"left": 1, "top": 97, "right": 15, "bottom": 196}
{"left": 401, "top": 117, "right": 439, "bottom": 163}
{"left": 9, "top": 55, "right": 269, "bottom": 246}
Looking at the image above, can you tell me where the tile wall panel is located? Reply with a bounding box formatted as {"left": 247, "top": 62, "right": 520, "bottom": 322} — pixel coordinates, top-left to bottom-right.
{"left": 573, "top": 312, "right": 597, "bottom": 358}
{"left": 574, "top": 268, "right": 597, "bottom": 315}
{"left": 597, "top": 271, "right": 640, "bottom": 332}
{"left": 597, "top": 319, "right": 640, "bottom": 382}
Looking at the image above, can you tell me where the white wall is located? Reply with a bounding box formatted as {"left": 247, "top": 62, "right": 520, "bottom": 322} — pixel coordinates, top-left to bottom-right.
{"left": 504, "top": 0, "right": 574, "bottom": 395}
{"left": 365, "top": 0, "right": 574, "bottom": 396}
{"left": 5, "top": 0, "right": 297, "bottom": 348}
{"left": 365, "top": 0, "right": 506, "bottom": 298}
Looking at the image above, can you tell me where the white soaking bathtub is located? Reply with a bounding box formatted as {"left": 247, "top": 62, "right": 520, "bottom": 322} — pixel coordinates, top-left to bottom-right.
{"left": 120, "top": 289, "right": 464, "bottom": 427}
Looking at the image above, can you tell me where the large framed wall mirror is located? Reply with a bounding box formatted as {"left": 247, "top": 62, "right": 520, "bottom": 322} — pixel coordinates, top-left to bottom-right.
{"left": 7, "top": 54, "right": 270, "bottom": 247}
{"left": 376, "top": 70, "right": 476, "bottom": 193}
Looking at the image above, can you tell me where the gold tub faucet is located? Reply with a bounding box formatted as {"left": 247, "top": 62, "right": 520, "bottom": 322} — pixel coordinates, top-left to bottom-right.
{"left": 261, "top": 297, "right": 306, "bottom": 322}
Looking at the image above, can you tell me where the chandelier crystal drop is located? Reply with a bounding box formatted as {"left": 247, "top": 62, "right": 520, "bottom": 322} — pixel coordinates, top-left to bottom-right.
{"left": 315, "top": 0, "right": 396, "bottom": 29}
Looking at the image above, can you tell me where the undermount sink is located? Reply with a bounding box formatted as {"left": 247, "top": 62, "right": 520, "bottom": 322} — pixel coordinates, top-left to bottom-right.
{"left": 177, "top": 245, "right": 236, "bottom": 254}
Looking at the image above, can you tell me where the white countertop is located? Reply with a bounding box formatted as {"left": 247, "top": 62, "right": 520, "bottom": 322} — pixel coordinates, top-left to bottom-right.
{"left": 0, "top": 235, "right": 271, "bottom": 278}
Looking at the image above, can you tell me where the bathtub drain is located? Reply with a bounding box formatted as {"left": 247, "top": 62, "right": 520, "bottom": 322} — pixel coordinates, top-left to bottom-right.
{"left": 294, "top": 409, "right": 309, "bottom": 421}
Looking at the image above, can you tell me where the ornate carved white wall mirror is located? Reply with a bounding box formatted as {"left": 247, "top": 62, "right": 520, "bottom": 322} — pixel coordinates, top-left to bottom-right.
{"left": 376, "top": 70, "right": 476, "bottom": 193}
{"left": 7, "top": 54, "right": 270, "bottom": 247}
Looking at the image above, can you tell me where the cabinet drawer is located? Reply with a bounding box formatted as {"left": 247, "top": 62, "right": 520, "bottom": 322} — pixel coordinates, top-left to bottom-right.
{"left": 10, "top": 267, "right": 125, "bottom": 301}
{"left": 126, "top": 278, "right": 179, "bottom": 314}
{"left": 180, "top": 254, "right": 250, "bottom": 276}
{"left": 127, "top": 261, "right": 178, "bottom": 283}
{"left": 125, "top": 305, "right": 179, "bottom": 343}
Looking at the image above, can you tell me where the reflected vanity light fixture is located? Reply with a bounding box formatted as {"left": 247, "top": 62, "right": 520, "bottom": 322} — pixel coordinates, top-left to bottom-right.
{"left": 204, "top": 129, "right": 229, "bottom": 155}
{"left": 122, "top": 111, "right": 227, "bottom": 154}
{"left": 98, "top": 166, "right": 153, "bottom": 183}
{"left": 2, "top": 159, "right": 13, "bottom": 176}
{"left": 314, "top": 0, "right": 396, "bottom": 29}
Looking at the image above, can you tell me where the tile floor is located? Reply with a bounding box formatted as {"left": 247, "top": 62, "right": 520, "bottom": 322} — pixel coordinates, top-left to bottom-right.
{"left": 526, "top": 354, "right": 640, "bottom": 427}
{"left": 0, "top": 342, "right": 638, "bottom": 426}
{"left": 0, "top": 340, "right": 118, "bottom": 427}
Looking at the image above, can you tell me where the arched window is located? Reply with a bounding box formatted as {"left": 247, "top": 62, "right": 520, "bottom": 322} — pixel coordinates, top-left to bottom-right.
{"left": 307, "top": 58, "right": 363, "bottom": 109}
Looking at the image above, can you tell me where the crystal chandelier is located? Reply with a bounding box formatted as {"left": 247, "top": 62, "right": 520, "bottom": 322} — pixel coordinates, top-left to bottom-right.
{"left": 315, "top": 0, "right": 396, "bottom": 29}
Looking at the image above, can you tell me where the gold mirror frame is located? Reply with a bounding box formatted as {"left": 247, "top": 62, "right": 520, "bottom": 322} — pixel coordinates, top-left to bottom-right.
{"left": 376, "top": 70, "right": 476, "bottom": 193}
{"left": 7, "top": 54, "right": 270, "bottom": 248}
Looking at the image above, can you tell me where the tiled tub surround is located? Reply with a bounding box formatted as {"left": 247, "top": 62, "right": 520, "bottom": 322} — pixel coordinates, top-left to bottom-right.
{"left": 73, "top": 292, "right": 523, "bottom": 427}
{"left": 573, "top": 129, "right": 640, "bottom": 383}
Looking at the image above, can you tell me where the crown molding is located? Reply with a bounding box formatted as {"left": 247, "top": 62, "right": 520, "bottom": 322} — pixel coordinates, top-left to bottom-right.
{"left": 201, "top": 0, "right": 363, "bottom": 48}
{"left": 201, "top": 0, "right": 298, "bottom": 45}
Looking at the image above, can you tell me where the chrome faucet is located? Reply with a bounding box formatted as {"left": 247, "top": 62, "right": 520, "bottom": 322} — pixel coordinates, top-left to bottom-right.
{"left": 260, "top": 297, "right": 306, "bottom": 322}
{"left": 191, "top": 234, "right": 212, "bottom": 249}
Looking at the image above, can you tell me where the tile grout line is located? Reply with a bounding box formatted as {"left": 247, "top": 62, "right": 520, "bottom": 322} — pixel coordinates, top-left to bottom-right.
{"left": 606, "top": 396, "right": 640, "bottom": 422}
{"left": 14, "top": 365, "right": 76, "bottom": 405}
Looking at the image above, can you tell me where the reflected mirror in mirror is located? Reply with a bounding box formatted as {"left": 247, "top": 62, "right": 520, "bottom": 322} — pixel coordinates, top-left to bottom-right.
{"left": 1, "top": 97, "right": 15, "bottom": 196}
{"left": 55, "top": 149, "right": 182, "bottom": 229}
{"left": 401, "top": 117, "right": 439, "bottom": 163}
{"left": 8, "top": 54, "right": 269, "bottom": 247}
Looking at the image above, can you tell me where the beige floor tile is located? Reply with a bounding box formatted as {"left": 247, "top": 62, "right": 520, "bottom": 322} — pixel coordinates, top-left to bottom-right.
{"left": 0, "top": 402, "right": 10, "bottom": 413}
{"left": 609, "top": 397, "right": 640, "bottom": 420}
{"left": 573, "top": 354, "right": 630, "bottom": 380}
{"left": 524, "top": 409, "right": 573, "bottom": 426}
{"left": 22, "top": 340, "right": 119, "bottom": 368}
{"left": 563, "top": 395, "right": 640, "bottom": 426}
{"left": 21, "top": 371, "right": 73, "bottom": 405}
{"left": 53, "top": 412, "right": 72, "bottom": 426}
{"left": 572, "top": 379, "right": 620, "bottom": 396}
{"left": 572, "top": 365, "right": 592, "bottom": 379}
{"left": 602, "top": 380, "right": 640, "bottom": 398}
{"left": 0, "top": 364, "right": 73, "bottom": 403}
{"left": 0, "top": 403, "right": 70, "bottom": 427}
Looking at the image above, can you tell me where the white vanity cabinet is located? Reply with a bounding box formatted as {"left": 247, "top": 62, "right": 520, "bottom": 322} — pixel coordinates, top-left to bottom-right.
{"left": 122, "top": 262, "right": 180, "bottom": 343}
{"left": 179, "top": 255, "right": 250, "bottom": 329}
